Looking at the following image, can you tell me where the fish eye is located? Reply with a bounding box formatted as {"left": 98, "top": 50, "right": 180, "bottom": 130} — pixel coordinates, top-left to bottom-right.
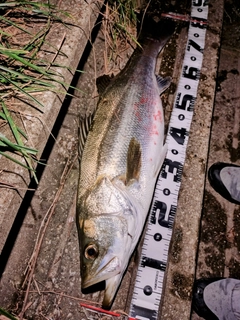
{"left": 84, "top": 244, "right": 98, "bottom": 260}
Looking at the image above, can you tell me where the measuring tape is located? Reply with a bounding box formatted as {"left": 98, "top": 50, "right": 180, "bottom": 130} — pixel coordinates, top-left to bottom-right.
{"left": 80, "top": 1, "right": 209, "bottom": 319}
{"left": 129, "top": 1, "right": 209, "bottom": 319}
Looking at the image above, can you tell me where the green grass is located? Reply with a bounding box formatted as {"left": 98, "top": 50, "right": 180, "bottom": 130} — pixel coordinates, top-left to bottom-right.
{"left": 0, "top": 0, "right": 140, "bottom": 183}
{"left": 0, "top": 1, "right": 75, "bottom": 182}
{"left": 103, "top": 0, "right": 140, "bottom": 63}
{"left": 0, "top": 307, "right": 18, "bottom": 320}
{"left": 109, "top": 0, "right": 138, "bottom": 24}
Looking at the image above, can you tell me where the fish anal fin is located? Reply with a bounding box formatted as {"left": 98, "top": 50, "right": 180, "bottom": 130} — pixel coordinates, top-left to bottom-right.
{"left": 126, "top": 138, "right": 142, "bottom": 185}
{"left": 156, "top": 75, "right": 172, "bottom": 94}
{"left": 96, "top": 74, "right": 113, "bottom": 96}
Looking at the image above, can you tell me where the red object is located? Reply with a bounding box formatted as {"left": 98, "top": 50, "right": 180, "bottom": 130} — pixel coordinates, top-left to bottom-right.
{"left": 80, "top": 303, "right": 137, "bottom": 319}
{"left": 161, "top": 12, "right": 208, "bottom": 25}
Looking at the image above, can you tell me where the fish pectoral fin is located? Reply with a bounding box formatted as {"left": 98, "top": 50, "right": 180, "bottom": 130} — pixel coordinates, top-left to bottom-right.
{"left": 96, "top": 74, "right": 113, "bottom": 95}
{"left": 126, "top": 137, "right": 142, "bottom": 186}
{"left": 154, "top": 143, "right": 168, "bottom": 178}
{"left": 156, "top": 75, "right": 172, "bottom": 94}
{"left": 78, "top": 113, "right": 95, "bottom": 159}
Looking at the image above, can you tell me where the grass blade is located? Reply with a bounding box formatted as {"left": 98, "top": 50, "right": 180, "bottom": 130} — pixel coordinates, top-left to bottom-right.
{"left": 0, "top": 307, "right": 18, "bottom": 320}
{"left": 1, "top": 73, "right": 46, "bottom": 107}
{"left": 0, "top": 150, "right": 35, "bottom": 171}
{"left": 0, "top": 112, "right": 28, "bottom": 139}
{"left": 0, "top": 15, "right": 32, "bottom": 34}
{"left": 0, "top": 65, "right": 56, "bottom": 87}
{"left": 0, "top": 133, "right": 38, "bottom": 154}
{"left": 2, "top": 102, "right": 38, "bottom": 182}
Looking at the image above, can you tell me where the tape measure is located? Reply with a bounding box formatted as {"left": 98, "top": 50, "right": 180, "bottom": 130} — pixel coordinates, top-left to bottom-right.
{"left": 129, "top": 1, "right": 209, "bottom": 319}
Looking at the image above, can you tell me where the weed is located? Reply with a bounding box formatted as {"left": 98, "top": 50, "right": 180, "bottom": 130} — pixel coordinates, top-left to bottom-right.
{"left": 0, "top": 1, "right": 75, "bottom": 182}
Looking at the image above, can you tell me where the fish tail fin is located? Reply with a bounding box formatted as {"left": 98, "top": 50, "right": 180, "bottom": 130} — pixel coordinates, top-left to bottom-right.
{"left": 138, "top": 15, "right": 175, "bottom": 45}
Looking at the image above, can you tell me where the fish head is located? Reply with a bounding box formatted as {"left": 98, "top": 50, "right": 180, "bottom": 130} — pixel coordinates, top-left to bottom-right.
{"left": 77, "top": 176, "right": 139, "bottom": 308}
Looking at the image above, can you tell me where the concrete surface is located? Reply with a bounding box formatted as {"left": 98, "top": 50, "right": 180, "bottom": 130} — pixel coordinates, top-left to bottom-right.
{"left": 0, "top": 0, "right": 236, "bottom": 319}
{"left": 192, "top": 1, "right": 240, "bottom": 318}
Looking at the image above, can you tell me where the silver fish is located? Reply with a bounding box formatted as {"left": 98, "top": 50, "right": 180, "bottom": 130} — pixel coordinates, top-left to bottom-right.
{"left": 76, "top": 17, "right": 175, "bottom": 308}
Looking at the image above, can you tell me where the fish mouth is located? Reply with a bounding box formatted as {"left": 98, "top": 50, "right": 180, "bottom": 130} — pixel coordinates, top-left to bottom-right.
{"left": 102, "top": 274, "right": 122, "bottom": 309}
{"left": 81, "top": 256, "right": 121, "bottom": 289}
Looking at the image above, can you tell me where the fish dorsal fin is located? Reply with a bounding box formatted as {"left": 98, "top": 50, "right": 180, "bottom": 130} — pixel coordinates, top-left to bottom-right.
{"left": 96, "top": 74, "right": 113, "bottom": 95}
{"left": 78, "top": 113, "right": 94, "bottom": 158}
{"left": 126, "top": 137, "right": 142, "bottom": 185}
{"left": 156, "top": 75, "right": 172, "bottom": 94}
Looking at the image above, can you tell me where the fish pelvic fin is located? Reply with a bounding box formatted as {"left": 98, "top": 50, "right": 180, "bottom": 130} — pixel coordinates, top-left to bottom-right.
{"left": 156, "top": 75, "right": 172, "bottom": 94}
{"left": 126, "top": 137, "right": 142, "bottom": 185}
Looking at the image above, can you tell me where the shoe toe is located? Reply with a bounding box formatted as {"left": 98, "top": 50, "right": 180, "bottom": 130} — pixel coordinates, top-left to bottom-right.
{"left": 192, "top": 278, "right": 222, "bottom": 320}
{"left": 208, "top": 162, "right": 240, "bottom": 204}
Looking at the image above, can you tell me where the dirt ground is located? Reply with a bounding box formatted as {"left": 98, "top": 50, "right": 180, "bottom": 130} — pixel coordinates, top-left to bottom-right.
{"left": 0, "top": 0, "right": 240, "bottom": 319}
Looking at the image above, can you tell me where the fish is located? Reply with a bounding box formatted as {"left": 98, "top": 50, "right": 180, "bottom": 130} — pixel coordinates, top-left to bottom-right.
{"left": 76, "top": 16, "right": 175, "bottom": 309}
